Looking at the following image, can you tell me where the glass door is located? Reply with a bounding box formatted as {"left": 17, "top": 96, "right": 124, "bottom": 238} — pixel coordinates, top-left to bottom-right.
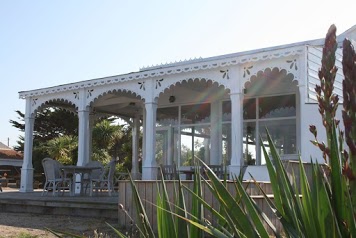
{"left": 155, "top": 126, "right": 175, "bottom": 165}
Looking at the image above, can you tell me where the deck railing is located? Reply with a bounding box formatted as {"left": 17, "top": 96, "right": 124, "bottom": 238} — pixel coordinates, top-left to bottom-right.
{"left": 118, "top": 180, "right": 281, "bottom": 234}
{"left": 117, "top": 161, "right": 320, "bottom": 235}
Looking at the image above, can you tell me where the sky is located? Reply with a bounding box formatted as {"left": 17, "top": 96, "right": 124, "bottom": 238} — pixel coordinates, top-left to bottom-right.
{"left": 1, "top": 0, "right": 355, "bottom": 148}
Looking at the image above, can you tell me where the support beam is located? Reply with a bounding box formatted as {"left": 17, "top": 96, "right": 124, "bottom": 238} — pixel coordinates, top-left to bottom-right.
{"left": 75, "top": 106, "right": 90, "bottom": 194}
{"left": 142, "top": 101, "right": 158, "bottom": 179}
{"left": 167, "top": 127, "right": 173, "bottom": 165}
{"left": 77, "top": 108, "right": 90, "bottom": 166}
{"left": 228, "top": 92, "right": 244, "bottom": 177}
{"left": 210, "top": 101, "right": 222, "bottom": 165}
{"left": 20, "top": 99, "right": 34, "bottom": 192}
{"left": 131, "top": 113, "right": 141, "bottom": 179}
{"left": 88, "top": 114, "right": 94, "bottom": 162}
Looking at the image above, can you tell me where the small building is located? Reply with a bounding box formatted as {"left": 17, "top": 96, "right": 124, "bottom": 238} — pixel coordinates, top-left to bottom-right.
{"left": 0, "top": 142, "right": 23, "bottom": 182}
{"left": 18, "top": 24, "right": 356, "bottom": 192}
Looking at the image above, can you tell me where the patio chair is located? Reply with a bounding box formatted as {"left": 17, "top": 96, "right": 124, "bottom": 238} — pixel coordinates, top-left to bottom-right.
{"left": 159, "top": 164, "right": 178, "bottom": 180}
{"left": 42, "top": 158, "right": 71, "bottom": 196}
{"left": 91, "top": 159, "right": 116, "bottom": 196}
{"left": 201, "top": 164, "right": 224, "bottom": 179}
{"left": 82, "top": 160, "right": 104, "bottom": 195}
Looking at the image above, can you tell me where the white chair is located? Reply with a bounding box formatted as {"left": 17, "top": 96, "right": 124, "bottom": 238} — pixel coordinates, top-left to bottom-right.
{"left": 159, "top": 164, "right": 178, "bottom": 180}
{"left": 93, "top": 159, "right": 116, "bottom": 196}
{"left": 42, "top": 158, "right": 71, "bottom": 196}
{"left": 83, "top": 160, "right": 104, "bottom": 196}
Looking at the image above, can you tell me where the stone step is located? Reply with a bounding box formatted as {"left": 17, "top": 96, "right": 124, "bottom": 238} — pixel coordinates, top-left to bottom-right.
{"left": 0, "top": 190, "right": 118, "bottom": 220}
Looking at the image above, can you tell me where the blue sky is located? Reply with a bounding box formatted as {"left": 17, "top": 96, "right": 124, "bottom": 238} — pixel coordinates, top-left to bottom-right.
{"left": 1, "top": 0, "right": 355, "bottom": 148}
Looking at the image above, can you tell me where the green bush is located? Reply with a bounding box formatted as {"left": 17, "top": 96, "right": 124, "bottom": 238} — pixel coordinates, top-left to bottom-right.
{"left": 114, "top": 24, "right": 356, "bottom": 238}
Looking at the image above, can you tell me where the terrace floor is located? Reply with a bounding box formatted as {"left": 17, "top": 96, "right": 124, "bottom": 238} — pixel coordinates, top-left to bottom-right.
{"left": 0, "top": 186, "right": 119, "bottom": 220}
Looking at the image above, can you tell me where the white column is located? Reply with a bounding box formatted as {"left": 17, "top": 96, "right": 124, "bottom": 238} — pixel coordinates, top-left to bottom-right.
{"left": 167, "top": 127, "right": 173, "bottom": 165}
{"left": 77, "top": 108, "right": 90, "bottom": 166}
{"left": 88, "top": 114, "right": 94, "bottom": 162}
{"left": 20, "top": 99, "right": 34, "bottom": 192}
{"left": 204, "top": 139, "right": 210, "bottom": 164}
{"left": 298, "top": 53, "right": 311, "bottom": 162}
{"left": 298, "top": 84, "right": 307, "bottom": 161}
{"left": 131, "top": 114, "right": 140, "bottom": 179}
{"left": 74, "top": 106, "right": 90, "bottom": 194}
{"left": 142, "top": 101, "right": 158, "bottom": 180}
{"left": 210, "top": 101, "right": 222, "bottom": 165}
{"left": 229, "top": 92, "right": 244, "bottom": 177}
{"left": 142, "top": 109, "right": 146, "bottom": 170}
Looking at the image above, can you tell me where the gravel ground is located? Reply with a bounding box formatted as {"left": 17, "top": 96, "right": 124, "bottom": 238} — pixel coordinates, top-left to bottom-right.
{"left": 0, "top": 212, "right": 119, "bottom": 238}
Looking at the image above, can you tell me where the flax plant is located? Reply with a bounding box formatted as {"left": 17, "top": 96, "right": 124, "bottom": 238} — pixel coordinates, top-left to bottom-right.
{"left": 113, "top": 24, "right": 356, "bottom": 238}
{"left": 342, "top": 37, "right": 356, "bottom": 211}
{"left": 309, "top": 24, "right": 339, "bottom": 162}
{"left": 309, "top": 24, "right": 356, "bottom": 235}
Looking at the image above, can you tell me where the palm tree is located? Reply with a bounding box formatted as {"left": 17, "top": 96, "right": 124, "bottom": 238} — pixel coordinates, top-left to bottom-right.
{"left": 92, "top": 120, "right": 124, "bottom": 163}
{"left": 45, "top": 135, "right": 78, "bottom": 164}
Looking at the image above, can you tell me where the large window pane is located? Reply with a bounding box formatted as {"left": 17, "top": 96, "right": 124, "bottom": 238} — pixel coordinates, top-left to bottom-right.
{"left": 156, "top": 127, "right": 177, "bottom": 165}
{"left": 180, "top": 125, "right": 210, "bottom": 166}
{"left": 181, "top": 103, "right": 210, "bottom": 124}
{"left": 222, "top": 123, "right": 231, "bottom": 165}
{"left": 243, "top": 122, "right": 256, "bottom": 165}
{"left": 222, "top": 101, "right": 231, "bottom": 122}
{"left": 156, "top": 107, "right": 179, "bottom": 126}
{"left": 155, "top": 130, "right": 167, "bottom": 164}
{"left": 243, "top": 98, "right": 256, "bottom": 119}
{"left": 259, "top": 95, "right": 296, "bottom": 119}
{"left": 259, "top": 119, "right": 296, "bottom": 164}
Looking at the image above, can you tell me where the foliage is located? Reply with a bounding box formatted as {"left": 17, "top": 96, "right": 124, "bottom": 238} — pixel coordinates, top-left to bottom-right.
{"left": 341, "top": 32, "right": 356, "bottom": 214}
{"left": 14, "top": 24, "right": 356, "bottom": 238}
{"left": 15, "top": 232, "right": 39, "bottom": 238}
{"left": 10, "top": 106, "right": 137, "bottom": 172}
{"left": 10, "top": 108, "right": 79, "bottom": 151}
{"left": 113, "top": 24, "right": 356, "bottom": 237}
{"left": 44, "top": 135, "right": 78, "bottom": 165}
{"left": 10, "top": 108, "right": 79, "bottom": 171}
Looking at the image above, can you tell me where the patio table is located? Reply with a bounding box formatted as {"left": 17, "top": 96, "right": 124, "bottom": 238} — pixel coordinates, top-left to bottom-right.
{"left": 179, "top": 167, "right": 196, "bottom": 180}
{"left": 60, "top": 165, "right": 102, "bottom": 196}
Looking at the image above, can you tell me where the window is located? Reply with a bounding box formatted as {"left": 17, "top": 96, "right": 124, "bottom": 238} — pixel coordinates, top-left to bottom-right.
{"left": 181, "top": 103, "right": 210, "bottom": 124}
{"left": 243, "top": 94, "right": 297, "bottom": 165}
{"left": 156, "top": 103, "right": 211, "bottom": 166}
{"left": 156, "top": 106, "right": 179, "bottom": 127}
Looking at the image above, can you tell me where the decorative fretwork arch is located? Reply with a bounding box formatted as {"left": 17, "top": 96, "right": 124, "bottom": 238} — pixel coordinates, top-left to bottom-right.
{"left": 156, "top": 77, "right": 230, "bottom": 103}
{"left": 89, "top": 88, "right": 143, "bottom": 107}
{"left": 86, "top": 83, "right": 145, "bottom": 107}
{"left": 154, "top": 68, "right": 231, "bottom": 100}
{"left": 31, "top": 97, "right": 78, "bottom": 116}
{"left": 243, "top": 67, "right": 298, "bottom": 96}
{"left": 240, "top": 57, "right": 300, "bottom": 90}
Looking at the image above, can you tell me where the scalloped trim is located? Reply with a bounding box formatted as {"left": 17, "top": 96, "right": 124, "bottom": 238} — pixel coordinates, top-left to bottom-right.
{"left": 19, "top": 47, "right": 304, "bottom": 99}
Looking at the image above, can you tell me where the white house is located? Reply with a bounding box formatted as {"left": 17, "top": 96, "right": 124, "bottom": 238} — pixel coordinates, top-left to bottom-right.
{"left": 18, "top": 25, "right": 356, "bottom": 192}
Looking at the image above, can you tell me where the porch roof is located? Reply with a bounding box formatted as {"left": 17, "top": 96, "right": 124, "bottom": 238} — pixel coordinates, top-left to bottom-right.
{"left": 17, "top": 38, "right": 320, "bottom": 100}
{"left": 18, "top": 24, "right": 356, "bottom": 100}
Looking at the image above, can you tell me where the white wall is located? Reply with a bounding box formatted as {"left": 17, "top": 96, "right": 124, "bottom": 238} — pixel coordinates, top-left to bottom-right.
{"left": 300, "top": 103, "right": 344, "bottom": 163}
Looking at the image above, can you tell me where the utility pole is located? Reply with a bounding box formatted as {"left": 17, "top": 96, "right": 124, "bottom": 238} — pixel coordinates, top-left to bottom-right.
{"left": 7, "top": 137, "right": 9, "bottom": 147}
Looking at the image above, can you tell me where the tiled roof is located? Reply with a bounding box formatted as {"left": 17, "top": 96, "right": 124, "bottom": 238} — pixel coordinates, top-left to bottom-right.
{"left": 0, "top": 142, "right": 10, "bottom": 150}
{"left": 0, "top": 142, "right": 23, "bottom": 160}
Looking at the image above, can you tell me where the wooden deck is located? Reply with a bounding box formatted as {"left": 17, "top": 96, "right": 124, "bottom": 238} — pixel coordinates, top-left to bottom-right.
{"left": 118, "top": 180, "right": 282, "bottom": 234}
{"left": 0, "top": 161, "right": 319, "bottom": 235}
{"left": 116, "top": 161, "right": 319, "bottom": 235}
{"left": 0, "top": 188, "right": 118, "bottom": 220}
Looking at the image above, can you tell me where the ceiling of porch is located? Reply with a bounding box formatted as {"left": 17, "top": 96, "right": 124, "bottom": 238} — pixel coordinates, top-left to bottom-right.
{"left": 91, "top": 91, "right": 143, "bottom": 118}
{"left": 38, "top": 80, "right": 229, "bottom": 120}
{"left": 157, "top": 80, "right": 230, "bottom": 107}
{"left": 90, "top": 80, "right": 230, "bottom": 119}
